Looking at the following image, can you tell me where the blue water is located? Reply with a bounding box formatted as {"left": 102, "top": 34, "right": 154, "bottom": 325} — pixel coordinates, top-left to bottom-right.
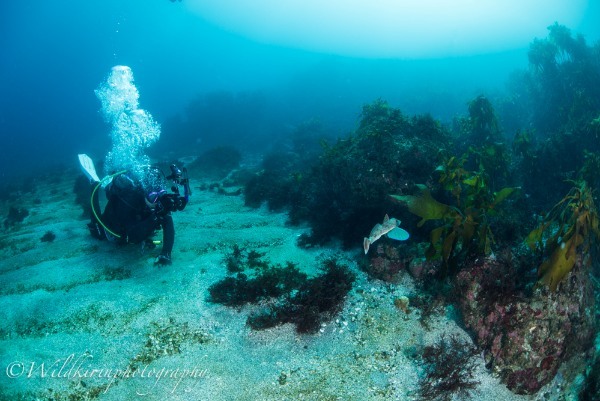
{"left": 0, "top": 1, "right": 598, "bottom": 180}
{"left": 2, "top": 3, "right": 600, "bottom": 400}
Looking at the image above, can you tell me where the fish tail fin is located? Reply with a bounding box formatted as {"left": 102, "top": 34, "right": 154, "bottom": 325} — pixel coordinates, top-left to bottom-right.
{"left": 363, "top": 237, "right": 370, "bottom": 254}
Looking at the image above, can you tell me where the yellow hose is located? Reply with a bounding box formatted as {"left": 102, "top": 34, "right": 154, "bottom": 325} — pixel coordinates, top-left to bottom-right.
{"left": 90, "top": 170, "right": 127, "bottom": 238}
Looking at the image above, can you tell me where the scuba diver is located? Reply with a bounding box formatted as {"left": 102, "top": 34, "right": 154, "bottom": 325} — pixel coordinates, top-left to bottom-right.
{"left": 80, "top": 154, "right": 191, "bottom": 265}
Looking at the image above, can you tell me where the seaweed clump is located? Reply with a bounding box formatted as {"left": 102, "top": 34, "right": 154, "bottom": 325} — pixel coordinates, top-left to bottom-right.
{"left": 244, "top": 120, "right": 324, "bottom": 211}
{"left": 208, "top": 261, "right": 307, "bottom": 307}
{"left": 223, "top": 244, "right": 270, "bottom": 273}
{"left": 391, "top": 152, "right": 516, "bottom": 277}
{"left": 418, "top": 334, "right": 480, "bottom": 401}
{"left": 40, "top": 231, "right": 56, "bottom": 242}
{"left": 526, "top": 23, "right": 600, "bottom": 136}
{"left": 526, "top": 180, "right": 600, "bottom": 291}
{"left": 244, "top": 151, "right": 307, "bottom": 211}
{"left": 208, "top": 247, "right": 355, "bottom": 333}
{"left": 290, "top": 100, "right": 449, "bottom": 247}
{"left": 501, "top": 23, "right": 600, "bottom": 210}
{"left": 3, "top": 206, "right": 29, "bottom": 229}
{"left": 248, "top": 258, "right": 355, "bottom": 333}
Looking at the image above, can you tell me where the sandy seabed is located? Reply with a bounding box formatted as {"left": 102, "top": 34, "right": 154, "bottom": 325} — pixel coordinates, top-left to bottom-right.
{"left": 0, "top": 170, "right": 566, "bottom": 401}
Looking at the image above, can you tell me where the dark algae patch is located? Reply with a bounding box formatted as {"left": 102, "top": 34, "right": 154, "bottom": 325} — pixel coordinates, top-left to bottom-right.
{"left": 208, "top": 246, "right": 355, "bottom": 333}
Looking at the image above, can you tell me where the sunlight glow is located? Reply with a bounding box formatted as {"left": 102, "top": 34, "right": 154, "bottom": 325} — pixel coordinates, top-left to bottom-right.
{"left": 187, "top": 0, "right": 587, "bottom": 58}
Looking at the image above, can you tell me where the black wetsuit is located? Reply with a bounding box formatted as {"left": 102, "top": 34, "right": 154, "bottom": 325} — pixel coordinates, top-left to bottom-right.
{"left": 90, "top": 174, "right": 175, "bottom": 261}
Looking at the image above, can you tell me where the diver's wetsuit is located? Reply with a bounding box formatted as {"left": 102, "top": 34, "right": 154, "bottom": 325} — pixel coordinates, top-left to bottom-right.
{"left": 90, "top": 174, "right": 175, "bottom": 262}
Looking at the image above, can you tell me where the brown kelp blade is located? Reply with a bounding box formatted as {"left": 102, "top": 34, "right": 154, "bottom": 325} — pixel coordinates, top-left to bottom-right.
{"left": 538, "top": 234, "right": 582, "bottom": 291}
{"left": 390, "top": 187, "right": 450, "bottom": 227}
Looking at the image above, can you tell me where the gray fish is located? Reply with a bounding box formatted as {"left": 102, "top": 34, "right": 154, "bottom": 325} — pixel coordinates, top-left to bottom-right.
{"left": 363, "top": 214, "right": 410, "bottom": 254}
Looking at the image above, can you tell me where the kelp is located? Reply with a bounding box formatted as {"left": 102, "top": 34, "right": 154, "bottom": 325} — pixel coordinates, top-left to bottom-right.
{"left": 467, "top": 95, "right": 501, "bottom": 143}
{"left": 526, "top": 180, "right": 600, "bottom": 291}
{"left": 391, "top": 154, "right": 517, "bottom": 276}
{"left": 394, "top": 184, "right": 450, "bottom": 227}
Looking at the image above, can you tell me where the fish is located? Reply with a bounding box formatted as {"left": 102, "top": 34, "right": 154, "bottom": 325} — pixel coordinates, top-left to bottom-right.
{"left": 363, "top": 214, "right": 410, "bottom": 254}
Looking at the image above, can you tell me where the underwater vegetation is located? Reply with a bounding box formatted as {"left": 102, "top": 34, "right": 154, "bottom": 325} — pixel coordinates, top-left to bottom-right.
{"left": 208, "top": 262, "right": 306, "bottom": 307}
{"left": 391, "top": 150, "right": 517, "bottom": 277}
{"left": 526, "top": 23, "right": 600, "bottom": 135}
{"left": 465, "top": 95, "right": 501, "bottom": 143}
{"left": 244, "top": 151, "right": 307, "bottom": 211}
{"left": 501, "top": 23, "right": 600, "bottom": 209}
{"left": 244, "top": 120, "right": 324, "bottom": 212}
{"left": 499, "top": 23, "right": 600, "bottom": 139}
{"left": 417, "top": 334, "right": 480, "bottom": 401}
{"left": 455, "top": 96, "right": 511, "bottom": 191}
{"left": 238, "top": 25, "right": 600, "bottom": 394}
{"left": 247, "top": 257, "right": 355, "bottom": 333}
{"left": 527, "top": 180, "right": 600, "bottom": 291}
{"left": 244, "top": 99, "right": 449, "bottom": 247}
{"left": 3, "top": 206, "right": 29, "bottom": 229}
{"left": 208, "top": 247, "right": 355, "bottom": 333}
{"left": 236, "top": 27, "right": 599, "bottom": 394}
{"left": 295, "top": 100, "right": 448, "bottom": 247}
{"left": 222, "top": 244, "right": 267, "bottom": 273}
{"left": 40, "top": 231, "right": 56, "bottom": 243}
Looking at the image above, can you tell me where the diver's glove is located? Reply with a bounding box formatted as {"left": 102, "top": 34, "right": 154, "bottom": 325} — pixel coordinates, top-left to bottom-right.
{"left": 154, "top": 253, "right": 172, "bottom": 266}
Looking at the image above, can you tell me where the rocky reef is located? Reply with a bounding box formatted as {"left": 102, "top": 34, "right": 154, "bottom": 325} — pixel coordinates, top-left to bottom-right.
{"left": 455, "top": 254, "right": 597, "bottom": 394}
{"left": 236, "top": 23, "right": 600, "bottom": 396}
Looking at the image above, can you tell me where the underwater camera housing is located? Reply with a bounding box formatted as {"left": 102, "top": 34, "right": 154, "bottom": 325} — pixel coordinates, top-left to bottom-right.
{"left": 153, "top": 164, "right": 191, "bottom": 216}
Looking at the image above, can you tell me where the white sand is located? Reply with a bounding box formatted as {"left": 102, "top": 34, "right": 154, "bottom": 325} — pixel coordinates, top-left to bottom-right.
{"left": 0, "top": 170, "right": 549, "bottom": 400}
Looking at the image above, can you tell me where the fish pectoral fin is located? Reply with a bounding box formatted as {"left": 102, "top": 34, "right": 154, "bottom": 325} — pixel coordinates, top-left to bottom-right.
{"left": 363, "top": 237, "right": 371, "bottom": 254}
{"left": 387, "top": 227, "right": 410, "bottom": 241}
